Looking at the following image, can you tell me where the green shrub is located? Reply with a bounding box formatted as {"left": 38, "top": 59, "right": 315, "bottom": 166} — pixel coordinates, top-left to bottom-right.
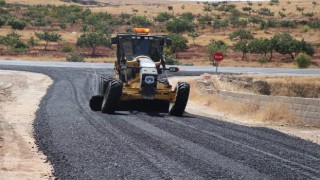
{"left": 295, "top": 53, "right": 312, "bottom": 68}
{"left": 0, "top": 16, "right": 5, "bottom": 27}
{"left": 59, "top": 22, "right": 67, "bottom": 29}
{"left": 164, "top": 54, "right": 180, "bottom": 65}
{"left": 257, "top": 57, "right": 268, "bottom": 67}
{"left": 7, "top": 17, "right": 27, "bottom": 30}
{"left": 154, "top": 12, "right": 174, "bottom": 22}
{"left": 12, "top": 41, "right": 28, "bottom": 52}
{"left": 242, "top": 7, "right": 252, "bottom": 11}
{"left": 66, "top": 51, "right": 84, "bottom": 62}
{"left": 61, "top": 44, "right": 74, "bottom": 52}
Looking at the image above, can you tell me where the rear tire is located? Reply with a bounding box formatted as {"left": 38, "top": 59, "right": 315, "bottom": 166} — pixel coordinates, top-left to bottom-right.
{"left": 101, "top": 80, "right": 123, "bottom": 114}
{"left": 169, "top": 82, "right": 190, "bottom": 116}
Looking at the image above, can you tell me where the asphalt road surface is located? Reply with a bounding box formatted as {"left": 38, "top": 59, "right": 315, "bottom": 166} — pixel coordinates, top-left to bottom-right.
{"left": 1, "top": 62, "right": 320, "bottom": 179}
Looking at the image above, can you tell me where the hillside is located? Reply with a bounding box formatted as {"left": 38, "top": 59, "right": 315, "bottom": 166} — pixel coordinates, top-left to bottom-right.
{"left": 0, "top": 0, "right": 319, "bottom": 67}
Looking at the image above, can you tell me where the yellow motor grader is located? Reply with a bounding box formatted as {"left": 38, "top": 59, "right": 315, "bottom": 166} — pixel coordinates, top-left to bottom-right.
{"left": 89, "top": 28, "right": 190, "bottom": 116}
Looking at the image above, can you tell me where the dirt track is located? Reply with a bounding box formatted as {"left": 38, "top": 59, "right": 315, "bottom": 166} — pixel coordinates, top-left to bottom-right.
{"left": 0, "top": 71, "right": 53, "bottom": 179}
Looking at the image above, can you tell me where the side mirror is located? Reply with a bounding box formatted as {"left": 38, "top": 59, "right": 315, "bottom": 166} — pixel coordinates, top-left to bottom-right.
{"left": 166, "top": 38, "right": 172, "bottom": 46}
{"left": 111, "top": 37, "right": 119, "bottom": 44}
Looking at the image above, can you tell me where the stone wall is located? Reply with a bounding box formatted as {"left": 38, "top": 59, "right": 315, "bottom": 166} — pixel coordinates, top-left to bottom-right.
{"left": 217, "top": 90, "right": 320, "bottom": 127}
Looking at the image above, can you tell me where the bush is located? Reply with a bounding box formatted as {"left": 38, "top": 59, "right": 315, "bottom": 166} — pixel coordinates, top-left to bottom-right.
{"left": 154, "top": 12, "right": 174, "bottom": 22}
{"left": 307, "top": 20, "right": 320, "bottom": 29}
{"left": 164, "top": 54, "right": 180, "bottom": 65}
{"left": 59, "top": 22, "right": 66, "bottom": 29}
{"left": 61, "top": 44, "right": 74, "bottom": 52}
{"left": 66, "top": 51, "right": 84, "bottom": 62}
{"left": 12, "top": 41, "right": 28, "bottom": 52}
{"left": 0, "top": 16, "right": 5, "bottom": 27}
{"left": 7, "top": 18, "right": 27, "bottom": 30}
{"left": 258, "top": 7, "right": 274, "bottom": 16}
{"left": 130, "top": 15, "right": 153, "bottom": 27}
{"left": 166, "top": 18, "right": 194, "bottom": 33}
{"left": 242, "top": 7, "right": 252, "bottom": 11}
{"left": 279, "top": 20, "right": 296, "bottom": 28}
{"left": 205, "top": 40, "right": 228, "bottom": 60}
{"left": 167, "top": 33, "right": 188, "bottom": 53}
{"left": 295, "top": 53, "right": 312, "bottom": 68}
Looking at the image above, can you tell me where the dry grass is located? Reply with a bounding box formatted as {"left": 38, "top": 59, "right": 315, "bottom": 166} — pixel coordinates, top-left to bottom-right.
{"left": 248, "top": 75, "right": 320, "bottom": 98}
{"left": 257, "top": 103, "right": 296, "bottom": 124}
{"left": 0, "top": 27, "right": 79, "bottom": 43}
{"left": 5, "top": 0, "right": 74, "bottom": 5}
{"left": 189, "top": 79, "right": 296, "bottom": 125}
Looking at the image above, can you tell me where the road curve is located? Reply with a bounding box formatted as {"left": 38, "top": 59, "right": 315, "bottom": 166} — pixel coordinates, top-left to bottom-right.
{"left": 1, "top": 62, "right": 320, "bottom": 179}
{"left": 2, "top": 59, "right": 320, "bottom": 75}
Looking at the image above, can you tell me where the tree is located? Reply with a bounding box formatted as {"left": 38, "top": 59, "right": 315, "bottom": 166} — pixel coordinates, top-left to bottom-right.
{"left": 205, "top": 40, "right": 228, "bottom": 60}
{"left": 271, "top": 33, "right": 297, "bottom": 59}
{"left": 203, "top": 4, "right": 212, "bottom": 13}
{"left": 130, "top": 15, "right": 153, "bottom": 27}
{"left": 212, "top": 19, "right": 229, "bottom": 31}
{"left": 35, "top": 31, "right": 62, "bottom": 50}
{"left": 188, "top": 31, "right": 199, "bottom": 45}
{"left": 166, "top": 18, "right": 194, "bottom": 34}
{"left": 76, "top": 32, "right": 111, "bottom": 56}
{"left": 0, "top": 0, "right": 5, "bottom": 6}
{"left": 0, "top": 31, "right": 28, "bottom": 51}
{"left": 295, "top": 39, "right": 314, "bottom": 56}
{"left": 229, "top": 29, "right": 253, "bottom": 41}
{"left": 27, "top": 36, "right": 38, "bottom": 47}
{"left": 248, "top": 38, "right": 273, "bottom": 60}
{"left": 179, "top": 12, "right": 195, "bottom": 21}
{"left": 7, "top": 17, "right": 27, "bottom": 30}
{"left": 312, "top": 1, "right": 318, "bottom": 12}
{"left": 167, "top": 33, "right": 188, "bottom": 55}
{"left": 154, "top": 12, "right": 174, "bottom": 22}
{"left": 0, "top": 16, "right": 5, "bottom": 27}
{"left": 233, "top": 41, "right": 249, "bottom": 60}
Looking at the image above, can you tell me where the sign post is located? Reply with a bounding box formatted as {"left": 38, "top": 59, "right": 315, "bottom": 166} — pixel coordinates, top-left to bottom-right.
{"left": 212, "top": 52, "right": 224, "bottom": 73}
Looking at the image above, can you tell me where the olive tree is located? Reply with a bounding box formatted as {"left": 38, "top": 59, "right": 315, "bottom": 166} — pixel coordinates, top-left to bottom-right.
{"left": 76, "top": 32, "right": 111, "bottom": 56}
{"left": 35, "top": 31, "right": 62, "bottom": 50}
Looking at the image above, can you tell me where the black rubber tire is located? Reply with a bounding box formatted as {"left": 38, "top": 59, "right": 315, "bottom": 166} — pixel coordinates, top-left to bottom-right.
{"left": 98, "top": 77, "right": 112, "bottom": 96}
{"left": 169, "top": 82, "right": 190, "bottom": 116}
{"left": 101, "top": 80, "right": 123, "bottom": 114}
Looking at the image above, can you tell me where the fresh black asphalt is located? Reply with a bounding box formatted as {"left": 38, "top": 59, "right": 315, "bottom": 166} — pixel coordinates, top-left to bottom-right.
{"left": 1, "top": 64, "right": 320, "bottom": 180}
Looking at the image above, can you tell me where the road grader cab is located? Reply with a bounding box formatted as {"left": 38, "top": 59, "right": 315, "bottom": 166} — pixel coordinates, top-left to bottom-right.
{"left": 89, "top": 28, "right": 190, "bottom": 116}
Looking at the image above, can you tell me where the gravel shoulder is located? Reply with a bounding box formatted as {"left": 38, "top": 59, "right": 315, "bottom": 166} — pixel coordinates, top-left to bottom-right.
{"left": 0, "top": 70, "right": 53, "bottom": 179}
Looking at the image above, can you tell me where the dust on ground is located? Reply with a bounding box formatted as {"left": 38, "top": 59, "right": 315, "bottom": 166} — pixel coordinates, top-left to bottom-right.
{"left": 169, "top": 76, "right": 320, "bottom": 144}
{"left": 0, "top": 71, "right": 53, "bottom": 179}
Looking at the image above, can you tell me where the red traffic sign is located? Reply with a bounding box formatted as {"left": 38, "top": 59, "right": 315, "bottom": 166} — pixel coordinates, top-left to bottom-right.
{"left": 212, "top": 52, "right": 224, "bottom": 62}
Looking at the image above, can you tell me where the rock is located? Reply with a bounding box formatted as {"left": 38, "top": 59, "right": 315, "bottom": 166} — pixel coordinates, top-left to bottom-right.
{"left": 201, "top": 73, "right": 212, "bottom": 80}
{"left": 252, "top": 80, "right": 270, "bottom": 95}
{"left": 243, "top": 77, "right": 253, "bottom": 84}
{"left": 234, "top": 81, "right": 251, "bottom": 88}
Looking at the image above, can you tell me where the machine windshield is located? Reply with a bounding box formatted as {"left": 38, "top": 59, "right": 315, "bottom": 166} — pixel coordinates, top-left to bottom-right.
{"left": 121, "top": 37, "right": 160, "bottom": 62}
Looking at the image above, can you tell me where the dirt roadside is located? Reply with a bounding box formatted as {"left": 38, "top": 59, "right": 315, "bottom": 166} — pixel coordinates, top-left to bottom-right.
{"left": 169, "top": 77, "right": 320, "bottom": 145}
{"left": 0, "top": 71, "right": 53, "bottom": 179}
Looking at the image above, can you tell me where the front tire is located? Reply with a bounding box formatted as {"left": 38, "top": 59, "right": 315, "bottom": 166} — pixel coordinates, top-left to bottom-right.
{"left": 101, "top": 80, "right": 123, "bottom": 114}
{"left": 169, "top": 82, "right": 190, "bottom": 116}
